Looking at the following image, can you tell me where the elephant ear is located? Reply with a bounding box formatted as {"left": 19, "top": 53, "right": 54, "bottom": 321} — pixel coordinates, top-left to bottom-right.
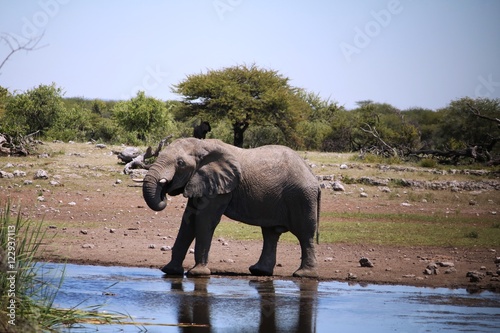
{"left": 184, "top": 142, "right": 241, "bottom": 198}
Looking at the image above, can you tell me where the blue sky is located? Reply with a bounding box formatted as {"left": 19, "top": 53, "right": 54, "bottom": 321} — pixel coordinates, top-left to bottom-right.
{"left": 1, "top": 0, "right": 499, "bottom": 110}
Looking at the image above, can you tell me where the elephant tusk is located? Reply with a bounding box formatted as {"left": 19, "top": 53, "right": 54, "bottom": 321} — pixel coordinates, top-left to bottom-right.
{"left": 132, "top": 178, "right": 144, "bottom": 182}
{"left": 159, "top": 178, "right": 167, "bottom": 183}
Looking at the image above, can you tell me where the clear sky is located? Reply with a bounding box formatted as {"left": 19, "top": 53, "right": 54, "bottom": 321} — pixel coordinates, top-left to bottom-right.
{"left": 1, "top": 0, "right": 499, "bottom": 110}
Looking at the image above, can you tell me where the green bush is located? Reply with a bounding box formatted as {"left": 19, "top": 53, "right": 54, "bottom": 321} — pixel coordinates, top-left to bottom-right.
{"left": 419, "top": 158, "right": 437, "bottom": 168}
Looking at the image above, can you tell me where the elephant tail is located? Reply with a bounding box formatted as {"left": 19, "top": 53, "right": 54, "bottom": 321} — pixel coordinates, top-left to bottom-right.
{"left": 316, "top": 188, "right": 321, "bottom": 245}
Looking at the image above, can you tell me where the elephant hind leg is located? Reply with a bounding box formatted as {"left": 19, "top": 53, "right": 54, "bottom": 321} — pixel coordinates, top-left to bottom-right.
{"left": 249, "top": 227, "right": 281, "bottom": 276}
{"left": 293, "top": 237, "right": 318, "bottom": 278}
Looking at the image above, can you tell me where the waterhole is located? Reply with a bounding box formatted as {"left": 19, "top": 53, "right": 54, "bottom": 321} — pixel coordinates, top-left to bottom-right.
{"left": 41, "top": 263, "right": 499, "bottom": 332}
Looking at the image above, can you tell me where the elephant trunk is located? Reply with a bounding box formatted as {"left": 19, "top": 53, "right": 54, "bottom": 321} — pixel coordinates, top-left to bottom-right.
{"left": 142, "top": 172, "right": 168, "bottom": 211}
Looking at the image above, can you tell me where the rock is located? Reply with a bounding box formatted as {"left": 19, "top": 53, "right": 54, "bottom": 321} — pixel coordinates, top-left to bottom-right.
{"left": 220, "top": 258, "right": 235, "bottom": 263}
{"left": 466, "top": 271, "right": 485, "bottom": 282}
{"left": 360, "top": 192, "right": 368, "bottom": 198}
{"left": 359, "top": 257, "right": 374, "bottom": 267}
{"left": 23, "top": 180, "right": 33, "bottom": 185}
{"left": 80, "top": 230, "right": 88, "bottom": 235}
{"left": 379, "top": 186, "right": 391, "bottom": 193}
{"left": 34, "top": 169, "right": 49, "bottom": 179}
{"left": 115, "top": 179, "right": 122, "bottom": 184}
{"left": 160, "top": 246, "right": 172, "bottom": 251}
{"left": 480, "top": 266, "right": 487, "bottom": 271}
{"left": 332, "top": 181, "right": 345, "bottom": 192}
{"left": 401, "top": 202, "right": 412, "bottom": 207}
{"left": 347, "top": 273, "right": 357, "bottom": 280}
{"left": 148, "top": 244, "right": 156, "bottom": 249}
{"left": 424, "top": 265, "right": 439, "bottom": 275}
{"left": 68, "top": 201, "right": 76, "bottom": 206}
{"left": 494, "top": 257, "right": 500, "bottom": 264}
{"left": 82, "top": 243, "right": 94, "bottom": 249}
{"left": 324, "top": 257, "right": 334, "bottom": 262}
{"left": 340, "top": 164, "right": 348, "bottom": 169}
{"left": 402, "top": 274, "right": 416, "bottom": 278}
{"left": 109, "top": 229, "right": 116, "bottom": 233}
{"left": 116, "top": 147, "right": 142, "bottom": 163}
{"left": 13, "top": 170, "right": 26, "bottom": 177}
{"left": 436, "top": 261, "right": 455, "bottom": 267}
{"left": 0, "top": 170, "right": 14, "bottom": 178}
{"left": 95, "top": 143, "right": 107, "bottom": 149}
{"left": 444, "top": 267, "right": 457, "bottom": 274}
{"left": 189, "top": 248, "right": 195, "bottom": 254}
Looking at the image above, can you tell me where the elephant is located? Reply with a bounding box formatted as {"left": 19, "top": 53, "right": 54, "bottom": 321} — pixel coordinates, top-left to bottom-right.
{"left": 142, "top": 138, "right": 320, "bottom": 278}
{"left": 193, "top": 121, "right": 211, "bottom": 139}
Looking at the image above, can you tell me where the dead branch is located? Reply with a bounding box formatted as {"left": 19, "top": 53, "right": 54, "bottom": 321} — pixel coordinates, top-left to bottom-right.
{"left": 360, "top": 123, "right": 398, "bottom": 157}
{"left": 0, "top": 32, "right": 45, "bottom": 73}
{"left": 0, "top": 131, "right": 42, "bottom": 156}
{"left": 467, "top": 102, "right": 500, "bottom": 127}
{"left": 123, "top": 135, "right": 173, "bottom": 174}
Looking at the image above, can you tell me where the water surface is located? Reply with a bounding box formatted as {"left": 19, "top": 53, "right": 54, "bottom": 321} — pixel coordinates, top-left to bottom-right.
{"left": 41, "top": 263, "right": 500, "bottom": 332}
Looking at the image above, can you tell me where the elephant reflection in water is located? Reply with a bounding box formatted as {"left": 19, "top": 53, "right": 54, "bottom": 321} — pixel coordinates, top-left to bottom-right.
{"left": 251, "top": 279, "right": 319, "bottom": 333}
{"left": 167, "top": 278, "right": 318, "bottom": 333}
{"left": 169, "top": 278, "right": 211, "bottom": 332}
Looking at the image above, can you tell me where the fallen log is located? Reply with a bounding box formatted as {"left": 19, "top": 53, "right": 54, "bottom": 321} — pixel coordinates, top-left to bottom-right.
{"left": 122, "top": 135, "right": 172, "bottom": 174}
{"left": 0, "top": 131, "right": 42, "bottom": 156}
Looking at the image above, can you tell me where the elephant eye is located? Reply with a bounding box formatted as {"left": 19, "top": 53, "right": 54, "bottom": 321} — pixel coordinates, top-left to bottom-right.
{"left": 177, "top": 159, "right": 186, "bottom": 168}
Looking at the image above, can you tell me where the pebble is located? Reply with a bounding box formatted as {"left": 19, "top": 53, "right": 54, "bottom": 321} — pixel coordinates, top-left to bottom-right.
{"left": 160, "top": 246, "right": 172, "bottom": 251}
{"left": 402, "top": 274, "right": 416, "bottom": 278}
{"left": 80, "top": 230, "right": 88, "bottom": 235}
{"left": 82, "top": 243, "right": 94, "bottom": 249}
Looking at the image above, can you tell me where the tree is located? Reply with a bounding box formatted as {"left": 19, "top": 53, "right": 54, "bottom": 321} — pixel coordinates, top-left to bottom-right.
{"left": 295, "top": 90, "right": 341, "bottom": 150}
{"left": 1, "top": 83, "right": 65, "bottom": 136}
{"left": 350, "top": 102, "right": 420, "bottom": 157}
{"left": 173, "top": 64, "right": 308, "bottom": 147}
{"left": 418, "top": 97, "right": 500, "bottom": 164}
{"left": 113, "top": 91, "right": 175, "bottom": 144}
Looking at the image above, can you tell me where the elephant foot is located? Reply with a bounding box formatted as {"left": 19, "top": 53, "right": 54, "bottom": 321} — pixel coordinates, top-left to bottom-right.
{"left": 292, "top": 267, "right": 318, "bottom": 278}
{"left": 249, "top": 263, "right": 273, "bottom": 276}
{"left": 187, "top": 264, "right": 211, "bottom": 277}
{"left": 160, "top": 263, "right": 185, "bottom": 276}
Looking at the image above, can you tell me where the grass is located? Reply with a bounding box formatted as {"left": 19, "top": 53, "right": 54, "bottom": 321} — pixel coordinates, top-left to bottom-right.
{"left": 216, "top": 212, "right": 500, "bottom": 247}
{"left": 0, "top": 201, "right": 126, "bottom": 332}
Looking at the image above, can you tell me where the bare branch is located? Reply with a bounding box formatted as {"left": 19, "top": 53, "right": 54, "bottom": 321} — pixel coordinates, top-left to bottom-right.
{"left": 467, "top": 102, "right": 500, "bottom": 126}
{"left": 360, "top": 123, "right": 398, "bottom": 156}
{"left": 0, "top": 32, "right": 45, "bottom": 73}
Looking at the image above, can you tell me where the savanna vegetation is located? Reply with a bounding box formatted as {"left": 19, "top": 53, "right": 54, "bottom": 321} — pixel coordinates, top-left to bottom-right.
{"left": 1, "top": 64, "right": 499, "bottom": 167}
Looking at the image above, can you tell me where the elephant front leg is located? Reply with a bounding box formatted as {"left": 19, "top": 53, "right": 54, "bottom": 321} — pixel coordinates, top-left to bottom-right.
{"left": 249, "top": 227, "right": 281, "bottom": 276}
{"left": 187, "top": 195, "right": 231, "bottom": 277}
{"left": 161, "top": 205, "right": 197, "bottom": 275}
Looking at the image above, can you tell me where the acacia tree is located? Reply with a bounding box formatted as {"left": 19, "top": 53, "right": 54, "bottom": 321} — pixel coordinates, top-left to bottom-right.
{"left": 173, "top": 64, "right": 308, "bottom": 147}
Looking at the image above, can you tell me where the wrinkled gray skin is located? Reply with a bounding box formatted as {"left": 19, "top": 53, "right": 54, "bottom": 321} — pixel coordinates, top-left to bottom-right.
{"left": 143, "top": 138, "right": 320, "bottom": 278}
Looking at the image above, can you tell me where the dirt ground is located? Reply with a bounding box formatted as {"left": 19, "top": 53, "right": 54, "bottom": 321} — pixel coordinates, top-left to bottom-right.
{"left": 1, "top": 142, "right": 499, "bottom": 292}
